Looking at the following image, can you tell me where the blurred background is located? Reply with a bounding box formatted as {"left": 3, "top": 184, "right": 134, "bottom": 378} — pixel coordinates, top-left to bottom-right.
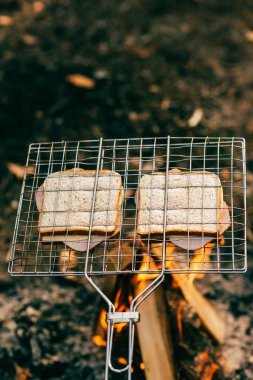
{"left": 0, "top": 0, "right": 253, "bottom": 379}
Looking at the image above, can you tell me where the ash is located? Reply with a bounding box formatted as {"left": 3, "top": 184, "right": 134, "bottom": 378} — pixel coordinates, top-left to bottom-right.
{"left": 0, "top": 275, "right": 105, "bottom": 380}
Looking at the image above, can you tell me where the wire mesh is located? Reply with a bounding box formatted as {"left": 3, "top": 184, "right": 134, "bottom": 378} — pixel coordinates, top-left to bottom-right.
{"left": 9, "top": 136, "right": 247, "bottom": 276}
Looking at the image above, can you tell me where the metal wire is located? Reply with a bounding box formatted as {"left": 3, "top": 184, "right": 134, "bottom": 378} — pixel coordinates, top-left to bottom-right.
{"left": 9, "top": 137, "right": 247, "bottom": 276}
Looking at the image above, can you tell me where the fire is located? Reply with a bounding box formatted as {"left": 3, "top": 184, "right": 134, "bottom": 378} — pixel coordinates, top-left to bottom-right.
{"left": 164, "top": 244, "right": 177, "bottom": 269}
{"left": 114, "top": 321, "right": 127, "bottom": 333}
{"left": 177, "top": 300, "right": 186, "bottom": 340}
{"left": 134, "top": 253, "right": 160, "bottom": 293}
{"left": 188, "top": 243, "right": 215, "bottom": 284}
{"left": 137, "top": 255, "right": 159, "bottom": 280}
{"left": 93, "top": 236, "right": 223, "bottom": 378}
{"left": 196, "top": 351, "right": 219, "bottom": 380}
{"left": 118, "top": 357, "right": 128, "bottom": 365}
{"left": 151, "top": 241, "right": 218, "bottom": 283}
{"left": 93, "top": 309, "right": 107, "bottom": 347}
{"left": 149, "top": 242, "right": 176, "bottom": 270}
{"left": 114, "top": 288, "right": 122, "bottom": 310}
{"left": 93, "top": 284, "right": 131, "bottom": 347}
{"left": 114, "top": 287, "right": 129, "bottom": 333}
{"left": 140, "top": 362, "right": 145, "bottom": 370}
{"left": 92, "top": 335, "right": 106, "bottom": 347}
{"left": 95, "top": 251, "right": 164, "bottom": 341}
{"left": 99, "top": 309, "right": 107, "bottom": 331}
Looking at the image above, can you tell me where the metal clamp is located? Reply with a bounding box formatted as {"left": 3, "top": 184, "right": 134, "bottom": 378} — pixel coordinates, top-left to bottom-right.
{"left": 107, "top": 311, "right": 140, "bottom": 324}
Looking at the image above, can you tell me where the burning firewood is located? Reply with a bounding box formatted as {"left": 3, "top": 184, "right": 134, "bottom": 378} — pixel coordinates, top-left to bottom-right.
{"left": 195, "top": 351, "right": 220, "bottom": 380}
{"left": 150, "top": 244, "right": 226, "bottom": 344}
{"left": 171, "top": 268, "right": 225, "bottom": 344}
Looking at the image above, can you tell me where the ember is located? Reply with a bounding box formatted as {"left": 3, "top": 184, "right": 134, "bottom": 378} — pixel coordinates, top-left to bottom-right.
{"left": 118, "top": 357, "right": 128, "bottom": 365}
{"left": 195, "top": 351, "right": 219, "bottom": 380}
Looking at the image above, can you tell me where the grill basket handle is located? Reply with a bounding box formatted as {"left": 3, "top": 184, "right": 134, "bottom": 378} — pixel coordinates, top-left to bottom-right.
{"left": 105, "top": 312, "right": 139, "bottom": 377}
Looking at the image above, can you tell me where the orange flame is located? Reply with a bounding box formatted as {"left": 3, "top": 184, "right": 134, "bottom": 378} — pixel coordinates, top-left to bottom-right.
{"left": 164, "top": 244, "right": 177, "bottom": 269}
{"left": 133, "top": 254, "right": 160, "bottom": 293}
{"left": 140, "top": 362, "right": 145, "bottom": 370}
{"left": 114, "top": 322, "right": 127, "bottom": 333}
{"left": 149, "top": 242, "right": 176, "bottom": 271}
{"left": 99, "top": 309, "right": 107, "bottom": 330}
{"left": 113, "top": 286, "right": 131, "bottom": 333}
{"left": 92, "top": 335, "right": 106, "bottom": 347}
{"left": 177, "top": 300, "right": 186, "bottom": 340}
{"left": 196, "top": 351, "right": 219, "bottom": 380}
{"left": 188, "top": 243, "right": 215, "bottom": 284}
{"left": 118, "top": 357, "right": 128, "bottom": 365}
{"left": 114, "top": 288, "right": 122, "bottom": 310}
{"left": 93, "top": 309, "right": 107, "bottom": 347}
{"left": 137, "top": 255, "right": 159, "bottom": 279}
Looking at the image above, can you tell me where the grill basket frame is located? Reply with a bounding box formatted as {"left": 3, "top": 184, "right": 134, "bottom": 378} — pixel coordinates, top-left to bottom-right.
{"left": 9, "top": 136, "right": 247, "bottom": 276}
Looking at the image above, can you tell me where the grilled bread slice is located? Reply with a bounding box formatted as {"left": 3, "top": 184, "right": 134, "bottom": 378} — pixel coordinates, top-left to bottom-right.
{"left": 137, "top": 171, "right": 223, "bottom": 236}
{"left": 38, "top": 169, "right": 123, "bottom": 234}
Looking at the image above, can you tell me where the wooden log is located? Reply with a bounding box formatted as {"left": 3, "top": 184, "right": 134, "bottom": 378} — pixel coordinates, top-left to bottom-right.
{"left": 136, "top": 281, "right": 175, "bottom": 380}
{"left": 171, "top": 268, "right": 225, "bottom": 344}
{"left": 151, "top": 245, "right": 226, "bottom": 344}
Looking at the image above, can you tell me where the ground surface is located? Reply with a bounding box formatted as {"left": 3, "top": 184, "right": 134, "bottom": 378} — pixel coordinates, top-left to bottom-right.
{"left": 0, "top": 0, "right": 253, "bottom": 379}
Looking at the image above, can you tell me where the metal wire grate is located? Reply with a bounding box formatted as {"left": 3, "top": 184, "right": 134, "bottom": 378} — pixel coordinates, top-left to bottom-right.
{"left": 9, "top": 136, "right": 247, "bottom": 276}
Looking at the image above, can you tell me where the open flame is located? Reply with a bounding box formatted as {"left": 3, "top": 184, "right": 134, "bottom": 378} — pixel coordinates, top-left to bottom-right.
{"left": 92, "top": 334, "right": 107, "bottom": 347}
{"left": 93, "top": 238, "right": 222, "bottom": 378}
{"left": 150, "top": 241, "right": 215, "bottom": 285}
{"left": 135, "top": 254, "right": 159, "bottom": 292}
{"left": 92, "top": 309, "right": 107, "bottom": 347}
{"left": 93, "top": 241, "right": 217, "bottom": 345}
{"left": 196, "top": 351, "right": 219, "bottom": 380}
{"left": 140, "top": 362, "right": 145, "bottom": 370}
{"left": 118, "top": 357, "right": 128, "bottom": 365}
{"left": 177, "top": 299, "right": 186, "bottom": 340}
{"left": 188, "top": 242, "right": 215, "bottom": 284}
